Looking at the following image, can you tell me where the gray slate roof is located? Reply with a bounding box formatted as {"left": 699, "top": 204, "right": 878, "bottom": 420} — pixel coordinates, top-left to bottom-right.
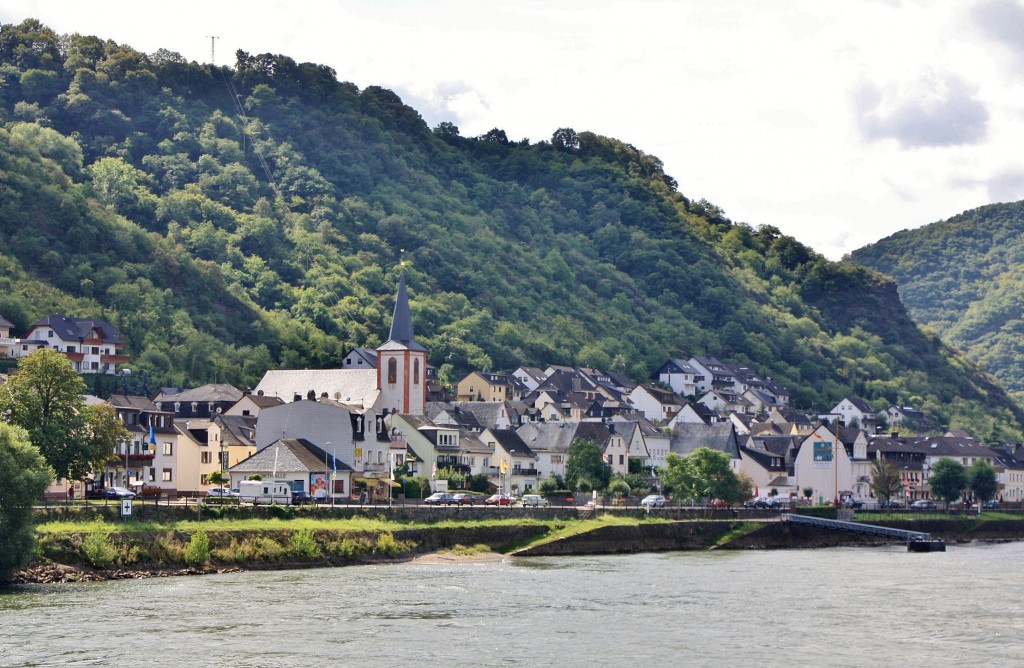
{"left": 670, "top": 422, "right": 740, "bottom": 458}
{"left": 229, "top": 438, "right": 353, "bottom": 474}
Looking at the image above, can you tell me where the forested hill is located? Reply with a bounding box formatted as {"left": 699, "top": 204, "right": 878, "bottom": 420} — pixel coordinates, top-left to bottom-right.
{"left": 0, "top": 19, "right": 1022, "bottom": 440}
{"left": 849, "top": 201, "right": 1024, "bottom": 401}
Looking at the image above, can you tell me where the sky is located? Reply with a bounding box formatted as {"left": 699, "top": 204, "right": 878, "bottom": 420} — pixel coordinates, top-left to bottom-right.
{"left": 3, "top": 0, "right": 1024, "bottom": 260}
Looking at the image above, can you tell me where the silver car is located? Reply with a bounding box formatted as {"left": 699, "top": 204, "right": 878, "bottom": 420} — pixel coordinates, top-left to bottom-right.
{"left": 640, "top": 494, "right": 666, "bottom": 508}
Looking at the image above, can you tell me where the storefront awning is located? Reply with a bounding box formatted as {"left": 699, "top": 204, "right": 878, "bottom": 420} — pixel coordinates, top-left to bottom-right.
{"left": 354, "top": 477, "right": 402, "bottom": 487}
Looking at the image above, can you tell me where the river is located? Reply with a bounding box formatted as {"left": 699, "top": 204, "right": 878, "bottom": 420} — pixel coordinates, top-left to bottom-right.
{"left": 2, "top": 542, "right": 1022, "bottom": 667}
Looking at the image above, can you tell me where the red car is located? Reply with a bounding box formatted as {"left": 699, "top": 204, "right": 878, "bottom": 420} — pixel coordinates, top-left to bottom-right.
{"left": 484, "top": 493, "right": 514, "bottom": 506}
{"left": 708, "top": 499, "right": 728, "bottom": 508}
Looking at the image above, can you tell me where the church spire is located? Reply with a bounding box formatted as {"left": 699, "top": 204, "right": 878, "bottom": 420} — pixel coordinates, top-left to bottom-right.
{"left": 387, "top": 272, "right": 425, "bottom": 351}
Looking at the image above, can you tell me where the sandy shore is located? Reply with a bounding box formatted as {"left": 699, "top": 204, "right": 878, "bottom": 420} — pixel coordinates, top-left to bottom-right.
{"left": 409, "top": 550, "right": 508, "bottom": 565}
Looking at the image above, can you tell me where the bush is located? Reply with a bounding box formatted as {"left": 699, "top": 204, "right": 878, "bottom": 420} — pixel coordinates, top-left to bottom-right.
{"left": 268, "top": 504, "right": 296, "bottom": 519}
{"left": 82, "top": 532, "right": 117, "bottom": 568}
{"left": 255, "top": 537, "right": 286, "bottom": 560}
{"left": 184, "top": 530, "right": 211, "bottom": 566}
{"left": 328, "top": 536, "right": 373, "bottom": 558}
{"left": 373, "top": 532, "right": 415, "bottom": 555}
{"left": 288, "top": 528, "right": 321, "bottom": 559}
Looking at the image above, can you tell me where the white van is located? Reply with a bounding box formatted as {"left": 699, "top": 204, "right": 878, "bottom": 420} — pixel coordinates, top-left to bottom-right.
{"left": 238, "top": 480, "right": 293, "bottom": 505}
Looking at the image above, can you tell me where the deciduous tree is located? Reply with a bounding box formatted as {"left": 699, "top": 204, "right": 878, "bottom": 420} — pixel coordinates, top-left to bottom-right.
{"left": 0, "top": 423, "right": 53, "bottom": 582}
{"left": 967, "top": 460, "right": 997, "bottom": 503}
{"left": 663, "top": 447, "right": 743, "bottom": 505}
{"left": 565, "top": 438, "right": 612, "bottom": 493}
{"left": 928, "top": 458, "right": 968, "bottom": 506}
{"left": 0, "top": 349, "right": 128, "bottom": 481}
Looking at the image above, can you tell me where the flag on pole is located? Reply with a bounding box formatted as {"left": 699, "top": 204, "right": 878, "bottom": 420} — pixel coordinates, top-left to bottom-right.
{"left": 332, "top": 454, "right": 337, "bottom": 475}
{"left": 149, "top": 424, "right": 156, "bottom": 448}
{"left": 432, "top": 461, "right": 437, "bottom": 479}
{"left": 500, "top": 459, "right": 509, "bottom": 475}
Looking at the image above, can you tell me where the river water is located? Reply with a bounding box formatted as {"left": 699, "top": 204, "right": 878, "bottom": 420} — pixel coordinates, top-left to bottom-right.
{"left": 2, "top": 542, "right": 1023, "bottom": 667}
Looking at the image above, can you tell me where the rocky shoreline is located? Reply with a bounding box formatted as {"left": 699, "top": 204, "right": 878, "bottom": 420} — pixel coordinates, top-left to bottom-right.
{"left": 10, "top": 551, "right": 507, "bottom": 585}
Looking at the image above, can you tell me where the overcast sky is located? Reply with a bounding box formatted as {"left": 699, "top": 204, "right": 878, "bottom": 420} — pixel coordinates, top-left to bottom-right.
{"left": 3, "top": 0, "right": 1023, "bottom": 259}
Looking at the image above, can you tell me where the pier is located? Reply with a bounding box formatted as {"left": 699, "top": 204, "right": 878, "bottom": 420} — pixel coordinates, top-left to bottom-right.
{"left": 780, "top": 513, "right": 944, "bottom": 551}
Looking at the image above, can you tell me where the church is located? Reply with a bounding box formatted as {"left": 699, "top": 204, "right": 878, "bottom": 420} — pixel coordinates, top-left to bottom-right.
{"left": 252, "top": 273, "right": 428, "bottom": 416}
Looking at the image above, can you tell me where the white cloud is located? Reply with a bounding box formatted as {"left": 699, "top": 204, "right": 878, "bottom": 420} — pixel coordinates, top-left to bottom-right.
{"left": 854, "top": 74, "right": 989, "bottom": 148}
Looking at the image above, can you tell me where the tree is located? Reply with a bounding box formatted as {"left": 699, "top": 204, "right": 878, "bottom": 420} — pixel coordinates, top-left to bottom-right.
{"left": 662, "top": 447, "right": 742, "bottom": 505}
{"left": 968, "top": 460, "right": 998, "bottom": 503}
{"left": 435, "top": 466, "right": 466, "bottom": 491}
{"left": 0, "top": 349, "right": 127, "bottom": 481}
{"left": 608, "top": 477, "right": 630, "bottom": 499}
{"left": 929, "top": 458, "right": 968, "bottom": 507}
{"left": 208, "top": 470, "right": 228, "bottom": 488}
{"left": 0, "top": 423, "right": 54, "bottom": 582}
{"left": 868, "top": 459, "right": 904, "bottom": 505}
{"left": 551, "top": 127, "right": 579, "bottom": 151}
{"left": 565, "top": 438, "right": 612, "bottom": 493}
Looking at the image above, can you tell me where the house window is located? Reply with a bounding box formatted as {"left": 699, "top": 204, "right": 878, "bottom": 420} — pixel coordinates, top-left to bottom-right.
{"left": 619, "top": 455, "right": 624, "bottom": 465}
{"left": 388, "top": 358, "right": 398, "bottom": 384}
{"left": 378, "top": 451, "right": 384, "bottom": 464}
{"left": 414, "top": 359, "right": 420, "bottom": 384}
{"left": 162, "top": 469, "right": 172, "bottom": 482}
{"left": 148, "top": 468, "right": 155, "bottom": 482}
{"left": 92, "top": 346, "right": 99, "bottom": 354}
{"left": 67, "top": 345, "right": 75, "bottom": 353}
{"left": 201, "top": 452, "right": 212, "bottom": 464}
{"left": 47, "top": 330, "right": 53, "bottom": 338}
{"left": 200, "top": 474, "right": 209, "bottom": 485}
{"left": 163, "top": 442, "right": 173, "bottom": 456}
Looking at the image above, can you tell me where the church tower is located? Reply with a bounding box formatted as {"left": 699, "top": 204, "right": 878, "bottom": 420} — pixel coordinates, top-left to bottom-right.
{"left": 376, "top": 273, "right": 428, "bottom": 415}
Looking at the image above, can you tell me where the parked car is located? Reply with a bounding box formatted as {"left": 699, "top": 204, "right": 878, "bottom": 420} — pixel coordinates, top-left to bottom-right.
{"left": 101, "top": 486, "right": 136, "bottom": 499}
{"left": 841, "top": 498, "right": 864, "bottom": 509}
{"left": 451, "top": 493, "right": 476, "bottom": 506}
{"left": 880, "top": 499, "right": 903, "bottom": 509}
{"left": 424, "top": 492, "right": 457, "bottom": 505}
{"left": 982, "top": 500, "right": 1000, "bottom": 510}
{"left": 484, "top": 493, "right": 514, "bottom": 506}
{"left": 910, "top": 499, "right": 936, "bottom": 510}
{"left": 640, "top": 494, "right": 666, "bottom": 508}
{"left": 207, "top": 487, "right": 234, "bottom": 497}
{"left": 745, "top": 498, "right": 773, "bottom": 509}
{"left": 520, "top": 494, "right": 549, "bottom": 507}
{"left": 708, "top": 499, "right": 728, "bottom": 508}
{"left": 291, "top": 490, "right": 316, "bottom": 505}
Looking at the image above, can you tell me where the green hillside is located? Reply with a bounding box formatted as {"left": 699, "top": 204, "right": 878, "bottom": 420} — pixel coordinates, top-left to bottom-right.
{"left": 849, "top": 201, "right": 1024, "bottom": 401}
{"left": 1, "top": 18, "right": 1022, "bottom": 440}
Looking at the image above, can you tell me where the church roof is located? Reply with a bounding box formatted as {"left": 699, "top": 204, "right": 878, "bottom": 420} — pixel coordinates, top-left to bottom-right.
{"left": 385, "top": 272, "right": 426, "bottom": 352}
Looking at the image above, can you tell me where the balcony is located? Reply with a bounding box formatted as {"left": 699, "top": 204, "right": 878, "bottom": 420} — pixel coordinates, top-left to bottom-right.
{"left": 512, "top": 468, "right": 539, "bottom": 477}
{"left": 108, "top": 453, "right": 155, "bottom": 465}
{"left": 436, "top": 459, "right": 471, "bottom": 473}
{"left": 64, "top": 352, "right": 85, "bottom": 361}
{"left": 101, "top": 354, "right": 131, "bottom": 364}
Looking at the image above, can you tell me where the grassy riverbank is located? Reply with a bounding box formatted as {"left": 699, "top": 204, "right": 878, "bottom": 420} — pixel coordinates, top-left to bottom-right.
{"left": 13, "top": 513, "right": 1024, "bottom": 584}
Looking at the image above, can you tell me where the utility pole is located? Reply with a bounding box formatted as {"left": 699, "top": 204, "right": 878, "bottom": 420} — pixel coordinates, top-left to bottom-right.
{"left": 206, "top": 35, "right": 220, "bottom": 65}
